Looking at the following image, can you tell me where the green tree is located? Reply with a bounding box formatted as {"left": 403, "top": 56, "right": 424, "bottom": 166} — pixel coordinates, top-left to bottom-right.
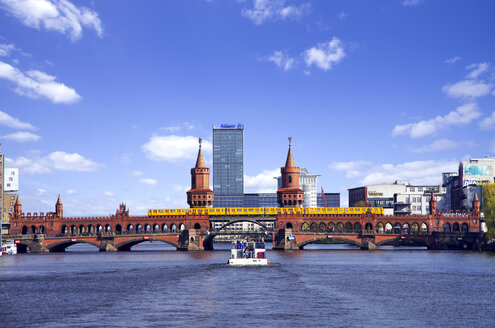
{"left": 352, "top": 200, "right": 367, "bottom": 207}
{"left": 482, "top": 183, "right": 495, "bottom": 240}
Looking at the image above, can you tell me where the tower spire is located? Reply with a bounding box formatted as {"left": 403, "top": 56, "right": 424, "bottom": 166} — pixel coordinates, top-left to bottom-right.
{"left": 285, "top": 137, "right": 295, "bottom": 168}
{"left": 195, "top": 138, "right": 206, "bottom": 168}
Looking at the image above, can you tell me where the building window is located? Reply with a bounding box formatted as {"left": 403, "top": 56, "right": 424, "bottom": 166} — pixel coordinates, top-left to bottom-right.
{"left": 410, "top": 188, "right": 415, "bottom": 192}
{"left": 418, "top": 187, "right": 423, "bottom": 192}
{"left": 288, "top": 175, "right": 292, "bottom": 183}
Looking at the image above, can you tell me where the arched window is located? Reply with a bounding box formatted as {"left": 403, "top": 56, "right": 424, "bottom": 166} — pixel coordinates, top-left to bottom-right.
{"left": 288, "top": 175, "right": 292, "bottom": 183}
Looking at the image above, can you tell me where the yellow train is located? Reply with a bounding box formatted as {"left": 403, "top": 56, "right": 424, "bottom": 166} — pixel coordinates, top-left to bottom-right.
{"left": 148, "top": 207, "right": 383, "bottom": 216}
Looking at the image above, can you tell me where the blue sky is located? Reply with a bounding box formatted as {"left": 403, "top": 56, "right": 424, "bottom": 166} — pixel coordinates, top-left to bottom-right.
{"left": 1, "top": 0, "right": 494, "bottom": 215}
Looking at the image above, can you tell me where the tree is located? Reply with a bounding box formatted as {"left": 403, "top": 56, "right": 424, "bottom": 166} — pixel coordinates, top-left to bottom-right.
{"left": 482, "top": 183, "right": 495, "bottom": 240}
{"left": 352, "top": 200, "right": 367, "bottom": 207}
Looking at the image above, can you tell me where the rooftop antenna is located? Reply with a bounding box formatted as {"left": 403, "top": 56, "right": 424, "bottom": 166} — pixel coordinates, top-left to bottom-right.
{"left": 288, "top": 137, "right": 292, "bottom": 148}
{"left": 198, "top": 138, "right": 202, "bottom": 148}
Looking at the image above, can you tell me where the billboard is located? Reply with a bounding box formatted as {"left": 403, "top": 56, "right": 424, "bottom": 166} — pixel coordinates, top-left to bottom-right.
{"left": 463, "top": 164, "right": 493, "bottom": 176}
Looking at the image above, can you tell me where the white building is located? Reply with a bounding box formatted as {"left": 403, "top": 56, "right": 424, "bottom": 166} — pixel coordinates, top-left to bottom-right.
{"left": 348, "top": 180, "right": 446, "bottom": 215}
{"left": 4, "top": 168, "right": 19, "bottom": 192}
{"left": 277, "top": 168, "right": 319, "bottom": 208}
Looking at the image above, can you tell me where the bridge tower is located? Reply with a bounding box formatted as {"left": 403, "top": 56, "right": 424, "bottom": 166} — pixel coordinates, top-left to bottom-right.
{"left": 14, "top": 196, "right": 22, "bottom": 218}
{"left": 55, "top": 195, "right": 63, "bottom": 218}
{"left": 277, "top": 137, "right": 304, "bottom": 207}
{"left": 429, "top": 193, "right": 437, "bottom": 215}
{"left": 186, "top": 138, "right": 214, "bottom": 208}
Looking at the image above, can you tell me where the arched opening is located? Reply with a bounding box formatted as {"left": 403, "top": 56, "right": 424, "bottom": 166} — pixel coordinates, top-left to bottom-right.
{"left": 452, "top": 223, "right": 460, "bottom": 232}
{"left": 96, "top": 224, "right": 102, "bottom": 234}
{"left": 365, "top": 222, "right": 372, "bottom": 231}
{"left": 385, "top": 222, "right": 393, "bottom": 234}
{"left": 31, "top": 225, "right": 37, "bottom": 234}
{"left": 461, "top": 223, "right": 469, "bottom": 232}
{"left": 60, "top": 225, "right": 67, "bottom": 235}
{"left": 288, "top": 175, "right": 292, "bottom": 183}
{"left": 71, "top": 225, "right": 77, "bottom": 235}
{"left": 353, "top": 222, "right": 362, "bottom": 233}
{"left": 310, "top": 222, "right": 317, "bottom": 232}
{"left": 145, "top": 224, "right": 151, "bottom": 233}
{"left": 79, "top": 225, "right": 85, "bottom": 235}
{"left": 319, "top": 222, "right": 327, "bottom": 232}
{"left": 286, "top": 222, "right": 293, "bottom": 229}
{"left": 136, "top": 224, "right": 143, "bottom": 233}
{"left": 443, "top": 222, "right": 451, "bottom": 232}
{"left": 420, "top": 223, "right": 428, "bottom": 234}
{"left": 376, "top": 222, "right": 384, "bottom": 234}
{"left": 345, "top": 222, "right": 352, "bottom": 233}
{"left": 88, "top": 225, "right": 94, "bottom": 235}
{"left": 179, "top": 224, "right": 185, "bottom": 231}
{"left": 162, "top": 224, "right": 169, "bottom": 233}
{"left": 21, "top": 226, "right": 28, "bottom": 235}
{"left": 115, "top": 224, "right": 122, "bottom": 234}
{"left": 153, "top": 224, "right": 160, "bottom": 233}
{"left": 328, "top": 222, "right": 335, "bottom": 232}
{"left": 39, "top": 225, "right": 45, "bottom": 234}
{"left": 171, "top": 224, "right": 177, "bottom": 232}
{"left": 336, "top": 222, "right": 344, "bottom": 233}
{"left": 402, "top": 223, "right": 410, "bottom": 235}
{"left": 105, "top": 224, "right": 111, "bottom": 233}
{"left": 411, "top": 223, "right": 419, "bottom": 235}
{"left": 127, "top": 224, "right": 134, "bottom": 233}
{"left": 194, "top": 223, "right": 201, "bottom": 229}
{"left": 394, "top": 223, "right": 401, "bottom": 234}
{"left": 301, "top": 222, "right": 309, "bottom": 231}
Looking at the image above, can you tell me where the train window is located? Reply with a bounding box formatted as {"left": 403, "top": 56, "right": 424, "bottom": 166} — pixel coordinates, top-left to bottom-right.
{"left": 159, "top": 210, "right": 163, "bottom": 213}
{"left": 171, "top": 209, "right": 175, "bottom": 212}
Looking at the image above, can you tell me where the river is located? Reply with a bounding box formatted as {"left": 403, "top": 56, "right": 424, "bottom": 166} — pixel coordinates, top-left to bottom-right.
{"left": 1, "top": 243, "right": 494, "bottom": 328}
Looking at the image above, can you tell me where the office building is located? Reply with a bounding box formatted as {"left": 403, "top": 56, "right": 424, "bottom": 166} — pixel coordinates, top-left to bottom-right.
{"left": 348, "top": 181, "right": 446, "bottom": 215}
{"left": 317, "top": 193, "right": 340, "bottom": 207}
{"left": 277, "top": 168, "right": 319, "bottom": 208}
{"left": 213, "top": 124, "right": 244, "bottom": 197}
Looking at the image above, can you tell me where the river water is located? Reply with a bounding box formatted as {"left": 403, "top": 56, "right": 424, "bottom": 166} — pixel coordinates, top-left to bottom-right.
{"left": 1, "top": 243, "right": 494, "bottom": 328}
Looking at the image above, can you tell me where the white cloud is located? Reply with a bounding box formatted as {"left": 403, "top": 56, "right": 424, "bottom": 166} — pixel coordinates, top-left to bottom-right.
{"left": 0, "top": 61, "right": 81, "bottom": 103}
{"left": 66, "top": 188, "right": 76, "bottom": 194}
{"left": 244, "top": 168, "right": 280, "bottom": 193}
{"left": 171, "top": 184, "right": 188, "bottom": 192}
{"left": 0, "top": 110, "right": 36, "bottom": 130}
{"left": 37, "top": 188, "right": 48, "bottom": 195}
{"left": 412, "top": 138, "right": 459, "bottom": 153}
{"left": 0, "top": 43, "right": 15, "bottom": 56}
{"left": 442, "top": 79, "right": 492, "bottom": 99}
{"left": 480, "top": 111, "right": 495, "bottom": 130}
{"left": 1, "top": 131, "right": 41, "bottom": 142}
{"left": 329, "top": 161, "right": 372, "bottom": 178}
{"left": 159, "top": 122, "right": 196, "bottom": 133}
{"left": 360, "top": 160, "right": 458, "bottom": 186}
{"left": 142, "top": 135, "right": 212, "bottom": 163}
{"left": 131, "top": 170, "right": 143, "bottom": 176}
{"left": 466, "top": 62, "right": 491, "bottom": 79}
{"left": 140, "top": 178, "right": 157, "bottom": 185}
{"left": 265, "top": 50, "right": 295, "bottom": 71}
{"left": 304, "top": 37, "right": 346, "bottom": 71}
{"left": 337, "top": 12, "right": 348, "bottom": 20}
{"left": 402, "top": 0, "right": 423, "bottom": 6}
{"left": 392, "top": 103, "right": 481, "bottom": 138}
{"left": 104, "top": 191, "right": 114, "bottom": 197}
{"left": 0, "top": 0, "right": 103, "bottom": 41}
{"left": 6, "top": 151, "right": 103, "bottom": 174}
{"left": 241, "top": 0, "right": 309, "bottom": 25}
{"left": 445, "top": 56, "right": 461, "bottom": 64}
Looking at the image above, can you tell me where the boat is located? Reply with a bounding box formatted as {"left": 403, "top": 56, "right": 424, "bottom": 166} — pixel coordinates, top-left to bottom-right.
{"left": 2, "top": 240, "right": 17, "bottom": 255}
{"left": 228, "top": 239, "right": 269, "bottom": 266}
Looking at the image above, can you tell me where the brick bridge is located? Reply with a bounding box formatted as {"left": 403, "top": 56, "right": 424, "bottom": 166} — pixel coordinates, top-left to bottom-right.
{"left": 8, "top": 199, "right": 484, "bottom": 252}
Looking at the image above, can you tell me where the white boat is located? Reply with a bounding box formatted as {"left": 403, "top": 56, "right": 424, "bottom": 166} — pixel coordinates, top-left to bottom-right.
{"left": 2, "top": 240, "right": 17, "bottom": 255}
{"left": 228, "top": 239, "right": 269, "bottom": 266}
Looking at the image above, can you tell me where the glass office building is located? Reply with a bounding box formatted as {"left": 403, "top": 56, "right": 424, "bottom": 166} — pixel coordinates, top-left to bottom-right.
{"left": 213, "top": 124, "right": 244, "bottom": 197}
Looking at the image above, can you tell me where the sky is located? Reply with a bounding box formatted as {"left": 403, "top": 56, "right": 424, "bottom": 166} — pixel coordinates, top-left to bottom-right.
{"left": 0, "top": 0, "right": 494, "bottom": 215}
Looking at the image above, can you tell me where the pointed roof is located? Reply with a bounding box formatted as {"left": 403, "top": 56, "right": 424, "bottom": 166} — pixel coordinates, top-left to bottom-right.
{"left": 195, "top": 146, "right": 205, "bottom": 168}
{"left": 474, "top": 193, "right": 479, "bottom": 202}
{"left": 56, "top": 194, "right": 62, "bottom": 204}
{"left": 14, "top": 195, "right": 21, "bottom": 205}
{"left": 430, "top": 193, "right": 436, "bottom": 202}
{"left": 285, "top": 145, "right": 295, "bottom": 168}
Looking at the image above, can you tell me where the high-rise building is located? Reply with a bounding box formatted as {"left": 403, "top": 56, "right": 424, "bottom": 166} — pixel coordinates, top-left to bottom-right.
{"left": 213, "top": 124, "right": 244, "bottom": 207}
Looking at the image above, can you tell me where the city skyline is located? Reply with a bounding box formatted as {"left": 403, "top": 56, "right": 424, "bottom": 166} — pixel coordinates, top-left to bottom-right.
{"left": 1, "top": 1, "right": 495, "bottom": 215}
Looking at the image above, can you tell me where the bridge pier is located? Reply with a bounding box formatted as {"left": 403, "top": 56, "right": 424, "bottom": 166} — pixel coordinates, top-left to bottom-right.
{"left": 359, "top": 235, "right": 377, "bottom": 250}
{"left": 187, "top": 229, "right": 205, "bottom": 251}
{"left": 273, "top": 229, "right": 299, "bottom": 250}
{"left": 99, "top": 236, "right": 117, "bottom": 252}
{"left": 27, "top": 235, "right": 49, "bottom": 253}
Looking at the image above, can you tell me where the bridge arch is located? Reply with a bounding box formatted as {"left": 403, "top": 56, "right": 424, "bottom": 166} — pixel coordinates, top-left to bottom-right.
{"left": 443, "top": 222, "right": 451, "bottom": 232}
{"left": 22, "top": 225, "right": 28, "bottom": 234}
{"left": 153, "top": 224, "right": 160, "bottom": 233}
{"left": 301, "top": 222, "right": 309, "bottom": 231}
{"left": 286, "top": 222, "right": 293, "bottom": 229}
{"left": 194, "top": 223, "right": 201, "bottom": 229}
{"left": 376, "top": 222, "right": 384, "bottom": 234}
{"left": 375, "top": 236, "right": 428, "bottom": 247}
{"left": 319, "top": 222, "right": 326, "bottom": 232}
{"left": 115, "top": 237, "right": 179, "bottom": 251}
{"left": 115, "top": 224, "right": 122, "bottom": 234}
{"left": 162, "top": 224, "right": 168, "bottom": 232}
{"left": 354, "top": 222, "right": 362, "bottom": 233}
{"left": 411, "top": 223, "right": 419, "bottom": 234}
{"left": 345, "top": 222, "right": 352, "bottom": 233}
{"left": 217, "top": 219, "right": 269, "bottom": 231}
{"left": 31, "top": 225, "right": 37, "bottom": 234}
{"left": 453, "top": 222, "right": 460, "bottom": 232}
{"left": 297, "top": 236, "right": 361, "bottom": 249}
{"left": 462, "top": 223, "right": 469, "bottom": 232}
{"left": 47, "top": 240, "right": 101, "bottom": 252}
{"left": 61, "top": 225, "right": 67, "bottom": 234}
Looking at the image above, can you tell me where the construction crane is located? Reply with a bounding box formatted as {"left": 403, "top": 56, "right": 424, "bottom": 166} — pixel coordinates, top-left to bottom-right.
{"left": 321, "top": 187, "right": 328, "bottom": 207}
